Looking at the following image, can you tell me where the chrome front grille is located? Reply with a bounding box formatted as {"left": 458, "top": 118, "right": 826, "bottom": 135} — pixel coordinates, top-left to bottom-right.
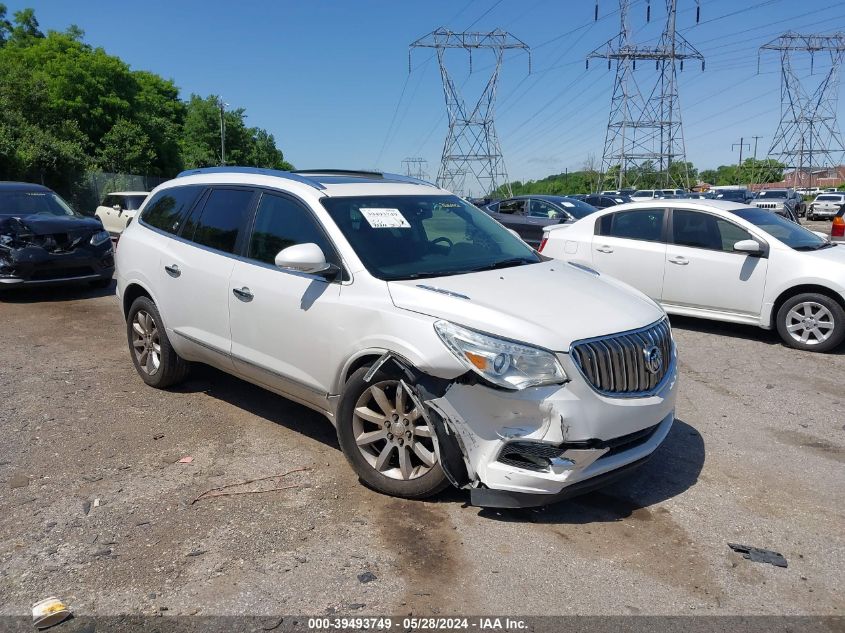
{"left": 755, "top": 202, "right": 779, "bottom": 209}
{"left": 570, "top": 319, "right": 673, "bottom": 397}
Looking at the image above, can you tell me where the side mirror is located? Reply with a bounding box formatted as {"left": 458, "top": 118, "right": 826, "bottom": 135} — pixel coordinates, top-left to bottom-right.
{"left": 733, "top": 239, "right": 763, "bottom": 256}
{"left": 274, "top": 243, "right": 336, "bottom": 276}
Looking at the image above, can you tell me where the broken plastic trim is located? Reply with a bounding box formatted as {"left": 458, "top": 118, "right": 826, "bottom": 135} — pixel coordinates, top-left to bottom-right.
{"left": 728, "top": 543, "right": 788, "bottom": 568}
{"left": 362, "top": 351, "right": 471, "bottom": 489}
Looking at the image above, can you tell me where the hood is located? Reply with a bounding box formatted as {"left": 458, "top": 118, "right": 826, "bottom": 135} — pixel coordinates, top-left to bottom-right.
{"left": 0, "top": 213, "right": 103, "bottom": 235}
{"left": 388, "top": 260, "right": 665, "bottom": 351}
{"left": 801, "top": 243, "right": 845, "bottom": 265}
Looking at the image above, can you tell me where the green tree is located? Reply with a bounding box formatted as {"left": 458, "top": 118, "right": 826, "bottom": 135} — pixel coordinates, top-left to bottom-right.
{"left": 0, "top": 4, "right": 12, "bottom": 46}
{"left": 95, "top": 119, "right": 155, "bottom": 173}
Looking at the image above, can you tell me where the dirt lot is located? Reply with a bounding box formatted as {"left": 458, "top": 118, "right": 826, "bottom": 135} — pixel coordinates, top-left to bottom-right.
{"left": 1, "top": 229, "right": 843, "bottom": 618}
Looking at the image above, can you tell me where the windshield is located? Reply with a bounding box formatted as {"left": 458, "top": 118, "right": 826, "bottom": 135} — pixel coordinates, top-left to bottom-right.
{"left": 320, "top": 195, "right": 540, "bottom": 281}
{"left": 557, "top": 198, "right": 598, "bottom": 219}
{"left": 732, "top": 208, "right": 830, "bottom": 250}
{"left": 0, "top": 190, "right": 77, "bottom": 216}
{"left": 757, "top": 190, "right": 787, "bottom": 198}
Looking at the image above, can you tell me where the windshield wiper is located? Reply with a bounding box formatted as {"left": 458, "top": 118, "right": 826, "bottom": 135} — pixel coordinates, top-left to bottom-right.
{"left": 464, "top": 257, "right": 536, "bottom": 273}
{"left": 794, "top": 242, "right": 836, "bottom": 251}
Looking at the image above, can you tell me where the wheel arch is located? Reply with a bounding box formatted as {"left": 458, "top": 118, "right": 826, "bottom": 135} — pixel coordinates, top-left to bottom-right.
{"left": 122, "top": 282, "right": 155, "bottom": 320}
{"left": 771, "top": 284, "right": 845, "bottom": 324}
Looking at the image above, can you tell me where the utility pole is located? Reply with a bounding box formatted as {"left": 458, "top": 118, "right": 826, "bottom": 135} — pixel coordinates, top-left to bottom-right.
{"left": 759, "top": 33, "right": 845, "bottom": 193}
{"left": 732, "top": 137, "right": 750, "bottom": 185}
{"left": 732, "top": 138, "right": 750, "bottom": 166}
{"left": 749, "top": 135, "right": 764, "bottom": 187}
{"left": 589, "top": 0, "right": 704, "bottom": 190}
{"left": 401, "top": 157, "right": 429, "bottom": 180}
{"left": 410, "top": 28, "right": 531, "bottom": 197}
{"left": 217, "top": 97, "right": 228, "bottom": 166}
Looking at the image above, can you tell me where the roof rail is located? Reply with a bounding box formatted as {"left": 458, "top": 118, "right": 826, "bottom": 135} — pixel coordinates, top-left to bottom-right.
{"left": 293, "top": 169, "right": 385, "bottom": 178}
{"left": 175, "top": 167, "right": 326, "bottom": 190}
{"left": 294, "top": 169, "right": 433, "bottom": 186}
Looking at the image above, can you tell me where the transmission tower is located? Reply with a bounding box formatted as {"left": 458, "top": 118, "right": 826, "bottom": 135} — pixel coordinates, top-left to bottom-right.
{"left": 759, "top": 32, "right": 845, "bottom": 189}
{"left": 410, "top": 28, "right": 530, "bottom": 197}
{"left": 588, "top": 0, "right": 704, "bottom": 190}
{"left": 401, "top": 157, "right": 430, "bottom": 181}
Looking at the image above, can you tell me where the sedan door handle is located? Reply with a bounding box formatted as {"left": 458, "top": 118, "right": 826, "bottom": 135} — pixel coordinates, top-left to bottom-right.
{"left": 669, "top": 256, "right": 689, "bottom": 265}
{"left": 232, "top": 286, "right": 254, "bottom": 302}
{"left": 596, "top": 246, "right": 614, "bottom": 254}
{"left": 164, "top": 264, "right": 181, "bottom": 277}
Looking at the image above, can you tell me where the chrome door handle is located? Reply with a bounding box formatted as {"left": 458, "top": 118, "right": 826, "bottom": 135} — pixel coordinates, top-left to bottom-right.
{"left": 669, "top": 257, "right": 689, "bottom": 265}
{"left": 164, "top": 264, "right": 181, "bottom": 277}
{"left": 596, "top": 246, "right": 614, "bottom": 253}
{"left": 232, "top": 286, "right": 254, "bottom": 301}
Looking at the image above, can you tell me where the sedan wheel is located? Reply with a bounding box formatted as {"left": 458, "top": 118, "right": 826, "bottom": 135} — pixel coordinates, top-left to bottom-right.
{"left": 352, "top": 381, "right": 437, "bottom": 481}
{"left": 776, "top": 293, "right": 845, "bottom": 352}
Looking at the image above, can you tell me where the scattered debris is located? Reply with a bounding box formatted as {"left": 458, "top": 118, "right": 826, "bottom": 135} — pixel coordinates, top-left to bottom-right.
{"left": 32, "top": 596, "right": 71, "bottom": 629}
{"left": 728, "top": 543, "right": 788, "bottom": 568}
{"left": 357, "top": 571, "right": 377, "bottom": 583}
{"left": 153, "top": 434, "right": 165, "bottom": 440}
{"left": 191, "top": 467, "right": 310, "bottom": 504}
{"left": 346, "top": 603, "right": 366, "bottom": 610}
{"left": 93, "top": 498, "right": 100, "bottom": 508}
{"left": 294, "top": 555, "right": 307, "bottom": 564}
{"left": 82, "top": 501, "right": 92, "bottom": 516}
{"left": 178, "top": 456, "right": 193, "bottom": 464}
{"left": 262, "top": 617, "right": 285, "bottom": 631}
{"left": 186, "top": 549, "right": 206, "bottom": 557}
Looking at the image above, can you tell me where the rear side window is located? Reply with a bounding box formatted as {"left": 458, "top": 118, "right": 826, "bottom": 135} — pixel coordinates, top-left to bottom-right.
{"left": 598, "top": 209, "right": 665, "bottom": 242}
{"left": 140, "top": 186, "right": 203, "bottom": 235}
{"left": 248, "top": 193, "right": 338, "bottom": 266}
{"left": 498, "top": 199, "right": 527, "bottom": 215}
{"left": 183, "top": 188, "right": 255, "bottom": 254}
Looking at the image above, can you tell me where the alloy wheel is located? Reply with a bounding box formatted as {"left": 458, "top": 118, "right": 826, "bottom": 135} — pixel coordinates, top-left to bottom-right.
{"left": 352, "top": 380, "right": 438, "bottom": 481}
{"left": 785, "top": 301, "right": 835, "bottom": 346}
{"left": 131, "top": 310, "right": 162, "bottom": 374}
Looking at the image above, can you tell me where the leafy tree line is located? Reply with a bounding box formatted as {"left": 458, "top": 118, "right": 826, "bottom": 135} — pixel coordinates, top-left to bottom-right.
{"left": 0, "top": 5, "right": 293, "bottom": 199}
{"left": 493, "top": 157, "right": 786, "bottom": 198}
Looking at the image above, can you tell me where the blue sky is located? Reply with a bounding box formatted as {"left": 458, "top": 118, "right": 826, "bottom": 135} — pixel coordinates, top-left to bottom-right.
{"left": 9, "top": 0, "right": 845, "bottom": 191}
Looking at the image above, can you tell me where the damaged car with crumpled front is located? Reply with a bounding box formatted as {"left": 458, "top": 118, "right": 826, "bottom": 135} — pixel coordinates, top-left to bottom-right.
{"left": 115, "top": 168, "right": 677, "bottom": 508}
{"left": 0, "top": 182, "right": 114, "bottom": 289}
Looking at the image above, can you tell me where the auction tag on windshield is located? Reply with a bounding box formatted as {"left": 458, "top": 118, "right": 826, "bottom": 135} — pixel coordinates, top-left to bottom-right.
{"left": 360, "top": 208, "right": 411, "bottom": 229}
{"left": 560, "top": 201, "right": 574, "bottom": 207}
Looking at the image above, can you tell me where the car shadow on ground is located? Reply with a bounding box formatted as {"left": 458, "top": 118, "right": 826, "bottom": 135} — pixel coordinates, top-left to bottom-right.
{"left": 668, "top": 314, "right": 845, "bottom": 356}
{"left": 173, "top": 365, "right": 704, "bottom": 518}
{"left": 174, "top": 364, "right": 341, "bottom": 450}
{"left": 667, "top": 314, "right": 781, "bottom": 346}
{"left": 0, "top": 279, "right": 115, "bottom": 303}
{"left": 477, "top": 418, "right": 705, "bottom": 524}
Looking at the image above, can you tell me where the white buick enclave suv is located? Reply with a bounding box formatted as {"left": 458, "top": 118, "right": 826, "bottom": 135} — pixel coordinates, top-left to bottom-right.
{"left": 115, "top": 168, "right": 678, "bottom": 507}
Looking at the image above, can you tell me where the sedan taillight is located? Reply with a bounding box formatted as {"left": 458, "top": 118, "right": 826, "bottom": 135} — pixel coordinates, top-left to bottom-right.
{"left": 538, "top": 237, "right": 548, "bottom": 252}
{"left": 832, "top": 215, "right": 845, "bottom": 238}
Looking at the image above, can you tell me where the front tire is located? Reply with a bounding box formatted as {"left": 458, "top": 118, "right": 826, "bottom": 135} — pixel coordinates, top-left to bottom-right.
{"left": 127, "top": 296, "right": 190, "bottom": 388}
{"left": 337, "top": 366, "right": 449, "bottom": 499}
{"left": 776, "top": 293, "right": 845, "bottom": 352}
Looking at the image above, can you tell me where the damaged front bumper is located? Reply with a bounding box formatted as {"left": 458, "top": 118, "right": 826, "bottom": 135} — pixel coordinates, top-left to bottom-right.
{"left": 408, "top": 351, "right": 677, "bottom": 508}
{"left": 0, "top": 246, "right": 114, "bottom": 286}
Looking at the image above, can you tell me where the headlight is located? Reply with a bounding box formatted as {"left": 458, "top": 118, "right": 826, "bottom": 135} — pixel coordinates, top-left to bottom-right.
{"left": 434, "top": 320, "right": 567, "bottom": 390}
{"left": 90, "top": 230, "right": 110, "bottom": 246}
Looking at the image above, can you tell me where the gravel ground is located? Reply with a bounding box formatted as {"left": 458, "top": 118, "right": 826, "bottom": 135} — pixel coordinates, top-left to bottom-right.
{"left": 0, "top": 227, "right": 843, "bottom": 618}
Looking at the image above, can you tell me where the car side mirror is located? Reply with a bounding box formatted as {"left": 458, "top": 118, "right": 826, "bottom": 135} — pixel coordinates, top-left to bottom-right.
{"left": 274, "top": 243, "right": 337, "bottom": 277}
{"left": 733, "top": 239, "right": 763, "bottom": 256}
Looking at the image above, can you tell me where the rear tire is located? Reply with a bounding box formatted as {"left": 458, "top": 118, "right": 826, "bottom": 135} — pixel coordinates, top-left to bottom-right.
{"left": 776, "top": 293, "right": 845, "bottom": 353}
{"left": 337, "top": 366, "right": 449, "bottom": 499}
{"left": 127, "top": 296, "right": 190, "bottom": 388}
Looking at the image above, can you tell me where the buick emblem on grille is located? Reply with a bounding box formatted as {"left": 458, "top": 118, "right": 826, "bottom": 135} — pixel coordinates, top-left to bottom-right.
{"left": 643, "top": 345, "right": 663, "bottom": 374}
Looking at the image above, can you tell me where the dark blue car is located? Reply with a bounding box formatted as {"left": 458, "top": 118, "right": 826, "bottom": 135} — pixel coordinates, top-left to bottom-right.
{"left": 0, "top": 182, "right": 114, "bottom": 288}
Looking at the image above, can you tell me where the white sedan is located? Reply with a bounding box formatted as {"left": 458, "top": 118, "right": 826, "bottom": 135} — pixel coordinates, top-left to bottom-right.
{"left": 539, "top": 199, "right": 845, "bottom": 352}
